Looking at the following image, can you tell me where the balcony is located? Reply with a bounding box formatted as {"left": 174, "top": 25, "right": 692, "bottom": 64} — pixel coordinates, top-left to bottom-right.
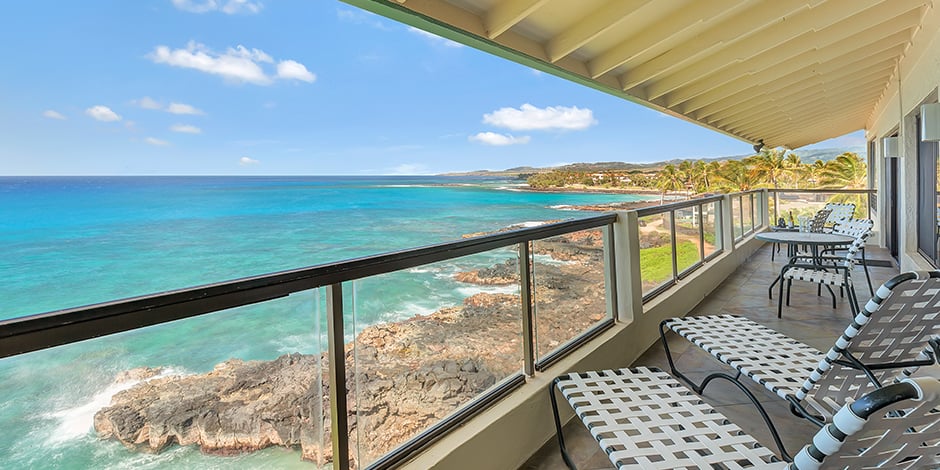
{"left": 0, "top": 189, "right": 896, "bottom": 469}
{"left": 525, "top": 242, "right": 900, "bottom": 469}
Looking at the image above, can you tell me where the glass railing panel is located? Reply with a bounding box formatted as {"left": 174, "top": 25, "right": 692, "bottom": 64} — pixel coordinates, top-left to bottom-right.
{"left": 673, "top": 206, "right": 702, "bottom": 275}
{"left": 742, "top": 193, "right": 755, "bottom": 235}
{"left": 349, "top": 249, "right": 522, "bottom": 468}
{"left": 0, "top": 291, "right": 328, "bottom": 469}
{"left": 731, "top": 196, "right": 744, "bottom": 240}
{"left": 703, "top": 201, "right": 721, "bottom": 258}
{"left": 531, "top": 228, "right": 610, "bottom": 361}
{"left": 638, "top": 213, "right": 676, "bottom": 297}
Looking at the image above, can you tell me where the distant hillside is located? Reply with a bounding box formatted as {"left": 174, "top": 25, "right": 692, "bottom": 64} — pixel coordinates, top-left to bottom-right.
{"left": 443, "top": 146, "right": 864, "bottom": 176}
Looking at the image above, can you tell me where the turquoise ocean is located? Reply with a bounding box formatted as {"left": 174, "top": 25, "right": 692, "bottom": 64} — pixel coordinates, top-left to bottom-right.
{"left": 0, "top": 176, "right": 650, "bottom": 469}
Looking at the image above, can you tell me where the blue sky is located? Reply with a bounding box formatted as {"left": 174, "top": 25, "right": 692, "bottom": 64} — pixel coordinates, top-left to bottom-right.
{"left": 0, "top": 0, "right": 865, "bottom": 176}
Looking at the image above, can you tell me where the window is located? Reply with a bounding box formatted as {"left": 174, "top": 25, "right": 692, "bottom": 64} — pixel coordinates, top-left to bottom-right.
{"left": 916, "top": 114, "right": 940, "bottom": 266}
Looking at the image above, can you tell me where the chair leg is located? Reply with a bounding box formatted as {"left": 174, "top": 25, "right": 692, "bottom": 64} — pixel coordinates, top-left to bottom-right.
{"left": 824, "top": 284, "right": 837, "bottom": 308}
{"left": 778, "top": 277, "right": 786, "bottom": 318}
{"left": 786, "top": 279, "right": 792, "bottom": 306}
{"left": 549, "top": 378, "right": 577, "bottom": 470}
{"left": 847, "top": 283, "right": 860, "bottom": 316}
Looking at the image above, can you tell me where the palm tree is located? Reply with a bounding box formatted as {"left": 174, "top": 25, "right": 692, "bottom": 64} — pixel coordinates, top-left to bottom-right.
{"left": 819, "top": 152, "right": 867, "bottom": 188}
{"left": 713, "top": 160, "right": 759, "bottom": 192}
{"left": 677, "top": 160, "right": 694, "bottom": 198}
{"left": 748, "top": 148, "right": 791, "bottom": 191}
{"left": 656, "top": 164, "right": 685, "bottom": 204}
{"left": 819, "top": 152, "right": 868, "bottom": 212}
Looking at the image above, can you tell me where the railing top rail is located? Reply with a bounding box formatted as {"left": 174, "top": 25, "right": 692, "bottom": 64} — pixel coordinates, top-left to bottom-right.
{"left": 731, "top": 189, "right": 765, "bottom": 196}
{"left": 635, "top": 194, "right": 724, "bottom": 217}
{"left": 0, "top": 213, "right": 616, "bottom": 358}
{"left": 769, "top": 188, "right": 874, "bottom": 194}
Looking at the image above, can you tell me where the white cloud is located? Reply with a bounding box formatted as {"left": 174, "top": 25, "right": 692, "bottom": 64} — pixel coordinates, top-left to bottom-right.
{"left": 468, "top": 132, "right": 531, "bottom": 146}
{"left": 407, "top": 27, "right": 463, "bottom": 48}
{"left": 276, "top": 60, "right": 316, "bottom": 83}
{"left": 133, "top": 98, "right": 205, "bottom": 115}
{"left": 133, "top": 97, "right": 163, "bottom": 110}
{"left": 145, "top": 137, "right": 170, "bottom": 146}
{"left": 239, "top": 156, "right": 259, "bottom": 165}
{"left": 171, "top": 0, "right": 263, "bottom": 14}
{"left": 85, "top": 105, "right": 122, "bottom": 122}
{"left": 43, "top": 110, "right": 66, "bottom": 120}
{"left": 170, "top": 124, "right": 202, "bottom": 134}
{"left": 166, "top": 102, "right": 205, "bottom": 115}
{"left": 148, "top": 41, "right": 315, "bottom": 86}
{"left": 483, "top": 104, "right": 596, "bottom": 131}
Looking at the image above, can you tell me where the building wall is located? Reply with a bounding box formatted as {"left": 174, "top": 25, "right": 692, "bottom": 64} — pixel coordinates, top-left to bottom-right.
{"left": 867, "top": 5, "right": 940, "bottom": 272}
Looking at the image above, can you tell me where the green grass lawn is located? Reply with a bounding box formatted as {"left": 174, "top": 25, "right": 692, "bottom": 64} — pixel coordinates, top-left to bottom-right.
{"left": 640, "top": 240, "right": 700, "bottom": 286}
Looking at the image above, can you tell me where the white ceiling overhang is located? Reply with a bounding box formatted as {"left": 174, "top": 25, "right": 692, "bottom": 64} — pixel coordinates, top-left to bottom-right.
{"left": 343, "top": 0, "right": 934, "bottom": 149}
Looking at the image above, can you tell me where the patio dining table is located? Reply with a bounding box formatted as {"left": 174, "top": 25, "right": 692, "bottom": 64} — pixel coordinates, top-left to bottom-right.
{"left": 756, "top": 231, "right": 855, "bottom": 295}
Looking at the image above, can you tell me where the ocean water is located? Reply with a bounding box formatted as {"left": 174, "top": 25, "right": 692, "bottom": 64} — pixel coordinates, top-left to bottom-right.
{"left": 0, "top": 176, "right": 650, "bottom": 469}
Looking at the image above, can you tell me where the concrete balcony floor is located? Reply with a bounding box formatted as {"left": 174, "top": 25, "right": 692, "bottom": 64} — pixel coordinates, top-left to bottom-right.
{"left": 524, "top": 243, "right": 901, "bottom": 469}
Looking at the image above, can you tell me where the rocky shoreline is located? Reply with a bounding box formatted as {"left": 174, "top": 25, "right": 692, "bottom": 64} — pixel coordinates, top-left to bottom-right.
{"left": 93, "top": 227, "right": 608, "bottom": 467}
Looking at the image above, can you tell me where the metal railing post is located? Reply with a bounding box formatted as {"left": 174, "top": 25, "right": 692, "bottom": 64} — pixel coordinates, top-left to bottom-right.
{"left": 327, "top": 283, "right": 350, "bottom": 470}
{"left": 721, "top": 195, "right": 735, "bottom": 251}
{"left": 669, "top": 211, "right": 678, "bottom": 281}
{"left": 602, "top": 224, "right": 618, "bottom": 321}
{"left": 518, "top": 241, "right": 535, "bottom": 376}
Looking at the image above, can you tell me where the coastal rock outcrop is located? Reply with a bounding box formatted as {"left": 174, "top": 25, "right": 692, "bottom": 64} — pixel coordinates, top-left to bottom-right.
{"left": 94, "top": 227, "right": 608, "bottom": 466}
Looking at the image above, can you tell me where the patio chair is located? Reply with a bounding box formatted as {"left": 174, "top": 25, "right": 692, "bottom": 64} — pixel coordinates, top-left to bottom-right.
{"left": 550, "top": 366, "right": 939, "bottom": 469}
{"left": 822, "top": 202, "right": 855, "bottom": 230}
{"left": 826, "top": 218, "right": 877, "bottom": 296}
{"left": 777, "top": 220, "right": 872, "bottom": 317}
{"left": 660, "top": 271, "right": 940, "bottom": 453}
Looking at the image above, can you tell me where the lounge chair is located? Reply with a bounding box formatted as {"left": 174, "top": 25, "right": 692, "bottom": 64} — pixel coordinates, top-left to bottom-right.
{"left": 660, "top": 271, "right": 940, "bottom": 454}
{"left": 550, "top": 367, "right": 938, "bottom": 469}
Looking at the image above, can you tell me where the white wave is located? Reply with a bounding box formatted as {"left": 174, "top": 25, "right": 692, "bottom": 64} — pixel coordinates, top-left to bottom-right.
{"left": 495, "top": 186, "right": 524, "bottom": 192}
{"left": 455, "top": 285, "right": 519, "bottom": 297}
{"left": 533, "top": 254, "right": 574, "bottom": 266}
{"left": 45, "top": 368, "right": 182, "bottom": 445}
{"left": 510, "top": 221, "right": 549, "bottom": 229}
{"left": 383, "top": 301, "right": 442, "bottom": 322}
{"left": 274, "top": 333, "right": 325, "bottom": 355}
{"left": 549, "top": 204, "right": 577, "bottom": 211}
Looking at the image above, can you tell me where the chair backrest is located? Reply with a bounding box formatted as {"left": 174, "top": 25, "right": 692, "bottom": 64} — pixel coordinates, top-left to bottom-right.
{"left": 831, "top": 218, "right": 873, "bottom": 238}
{"left": 796, "top": 272, "right": 940, "bottom": 417}
{"left": 832, "top": 219, "right": 875, "bottom": 266}
{"left": 789, "top": 376, "right": 940, "bottom": 470}
{"left": 809, "top": 209, "right": 831, "bottom": 232}
{"left": 824, "top": 202, "right": 856, "bottom": 227}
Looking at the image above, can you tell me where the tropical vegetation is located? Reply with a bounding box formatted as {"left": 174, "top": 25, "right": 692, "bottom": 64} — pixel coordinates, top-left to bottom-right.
{"left": 526, "top": 150, "right": 868, "bottom": 197}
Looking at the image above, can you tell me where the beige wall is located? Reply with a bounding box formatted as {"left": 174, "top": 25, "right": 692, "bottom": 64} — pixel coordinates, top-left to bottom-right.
{"left": 867, "top": 5, "right": 940, "bottom": 272}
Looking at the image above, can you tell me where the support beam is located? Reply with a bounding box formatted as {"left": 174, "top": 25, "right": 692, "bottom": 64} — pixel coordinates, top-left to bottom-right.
{"left": 547, "top": 0, "right": 652, "bottom": 63}
{"left": 588, "top": 0, "right": 741, "bottom": 78}
{"left": 618, "top": 0, "right": 823, "bottom": 90}
{"left": 645, "top": 0, "right": 883, "bottom": 101}
{"left": 485, "top": 0, "right": 549, "bottom": 39}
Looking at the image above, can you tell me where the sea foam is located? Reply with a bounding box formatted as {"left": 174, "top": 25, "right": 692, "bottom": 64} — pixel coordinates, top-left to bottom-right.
{"left": 45, "top": 368, "right": 181, "bottom": 445}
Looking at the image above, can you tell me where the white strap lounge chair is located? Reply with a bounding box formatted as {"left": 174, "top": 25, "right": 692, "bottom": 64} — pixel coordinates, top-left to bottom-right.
{"left": 550, "top": 367, "right": 939, "bottom": 469}
{"left": 660, "top": 271, "right": 940, "bottom": 454}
